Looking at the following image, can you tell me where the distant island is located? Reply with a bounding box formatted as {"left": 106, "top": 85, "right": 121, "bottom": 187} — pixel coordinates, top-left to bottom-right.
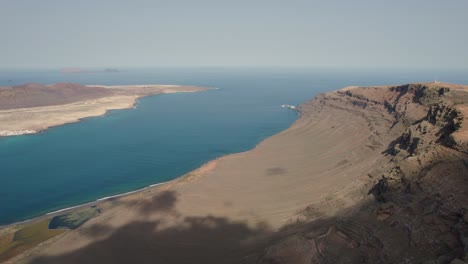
{"left": 61, "top": 67, "right": 120, "bottom": 73}
{"left": 3, "top": 82, "right": 468, "bottom": 264}
{"left": 0, "top": 83, "right": 208, "bottom": 136}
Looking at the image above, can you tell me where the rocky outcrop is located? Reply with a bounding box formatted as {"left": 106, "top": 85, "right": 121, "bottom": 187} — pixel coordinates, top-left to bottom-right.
{"left": 259, "top": 83, "right": 468, "bottom": 264}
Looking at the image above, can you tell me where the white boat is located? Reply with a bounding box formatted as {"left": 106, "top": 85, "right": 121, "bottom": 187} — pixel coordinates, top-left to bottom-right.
{"left": 281, "top": 104, "right": 297, "bottom": 110}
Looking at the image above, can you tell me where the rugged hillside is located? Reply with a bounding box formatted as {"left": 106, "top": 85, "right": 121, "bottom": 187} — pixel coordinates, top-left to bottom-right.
{"left": 260, "top": 83, "right": 468, "bottom": 264}
{"left": 0, "top": 83, "right": 113, "bottom": 110}
{"left": 5, "top": 82, "right": 467, "bottom": 264}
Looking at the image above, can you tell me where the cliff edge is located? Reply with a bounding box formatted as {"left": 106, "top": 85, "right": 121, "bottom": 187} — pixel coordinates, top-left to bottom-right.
{"left": 261, "top": 82, "right": 468, "bottom": 264}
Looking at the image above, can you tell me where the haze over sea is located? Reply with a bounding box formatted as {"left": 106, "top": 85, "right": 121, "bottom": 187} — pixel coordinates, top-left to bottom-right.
{"left": 0, "top": 68, "right": 467, "bottom": 225}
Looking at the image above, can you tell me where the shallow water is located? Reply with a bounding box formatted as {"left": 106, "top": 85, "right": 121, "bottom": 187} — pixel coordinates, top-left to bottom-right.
{"left": 0, "top": 67, "right": 467, "bottom": 225}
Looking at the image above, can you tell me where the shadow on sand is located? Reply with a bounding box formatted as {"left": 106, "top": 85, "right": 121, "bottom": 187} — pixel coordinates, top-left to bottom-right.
{"left": 30, "top": 191, "right": 273, "bottom": 264}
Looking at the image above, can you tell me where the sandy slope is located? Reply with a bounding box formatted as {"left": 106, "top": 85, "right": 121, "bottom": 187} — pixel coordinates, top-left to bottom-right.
{"left": 10, "top": 83, "right": 396, "bottom": 263}
{"left": 0, "top": 85, "right": 206, "bottom": 136}
{"left": 5, "top": 82, "right": 468, "bottom": 264}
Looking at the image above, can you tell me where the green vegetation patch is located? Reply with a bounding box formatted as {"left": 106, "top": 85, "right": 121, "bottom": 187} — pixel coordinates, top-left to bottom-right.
{"left": 0, "top": 219, "right": 65, "bottom": 262}
{"left": 48, "top": 206, "right": 100, "bottom": 230}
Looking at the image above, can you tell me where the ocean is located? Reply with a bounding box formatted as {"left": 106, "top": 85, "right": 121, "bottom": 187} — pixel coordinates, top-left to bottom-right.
{"left": 0, "top": 67, "right": 467, "bottom": 225}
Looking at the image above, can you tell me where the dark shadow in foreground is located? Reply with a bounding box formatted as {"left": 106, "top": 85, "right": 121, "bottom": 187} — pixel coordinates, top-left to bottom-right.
{"left": 31, "top": 217, "right": 271, "bottom": 264}
{"left": 30, "top": 191, "right": 272, "bottom": 264}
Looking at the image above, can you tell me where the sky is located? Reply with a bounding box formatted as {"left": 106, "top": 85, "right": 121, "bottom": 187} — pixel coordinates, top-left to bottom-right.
{"left": 1, "top": 0, "right": 468, "bottom": 69}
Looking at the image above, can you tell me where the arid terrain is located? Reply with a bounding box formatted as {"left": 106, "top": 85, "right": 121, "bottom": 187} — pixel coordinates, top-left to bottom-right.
{"left": 2, "top": 82, "right": 468, "bottom": 264}
{"left": 0, "top": 83, "right": 207, "bottom": 136}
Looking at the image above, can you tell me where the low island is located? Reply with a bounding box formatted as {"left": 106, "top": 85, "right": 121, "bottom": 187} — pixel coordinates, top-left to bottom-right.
{"left": 0, "top": 83, "right": 208, "bottom": 136}
{"left": 1, "top": 82, "right": 468, "bottom": 264}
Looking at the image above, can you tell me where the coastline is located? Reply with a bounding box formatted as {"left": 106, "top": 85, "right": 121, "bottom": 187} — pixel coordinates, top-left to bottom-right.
{"left": 0, "top": 133, "right": 275, "bottom": 229}
{"left": 0, "top": 105, "right": 297, "bottom": 228}
{"left": 0, "top": 81, "right": 303, "bottom": 228}
{"left": 6, "top": 83, "right": 376, "bottom": 263}
{"left": 0, "top": 84, "right": 208, "bottom": 137}
{"left": 5, "top": 82, "right": 468, "bottom": 264}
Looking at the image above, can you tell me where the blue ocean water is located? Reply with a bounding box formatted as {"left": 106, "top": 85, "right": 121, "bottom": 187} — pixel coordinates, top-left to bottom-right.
{"left": 0, "top": 68, "right": 467, "bottom": 225}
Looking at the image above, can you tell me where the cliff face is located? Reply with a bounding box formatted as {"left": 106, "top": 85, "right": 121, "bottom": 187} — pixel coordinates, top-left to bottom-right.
{"left": 260, "top": 83, "right": 468, "bottom": 264}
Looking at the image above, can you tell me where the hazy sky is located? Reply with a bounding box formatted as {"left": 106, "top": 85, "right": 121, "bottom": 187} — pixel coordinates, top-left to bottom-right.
{"left": 1, "top": 0, "right": 467, "bottom": 69}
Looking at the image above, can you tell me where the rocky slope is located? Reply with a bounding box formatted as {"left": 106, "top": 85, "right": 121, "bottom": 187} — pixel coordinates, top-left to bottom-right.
{"left": 260, "top": 83, "right": 468, "bottom": 264}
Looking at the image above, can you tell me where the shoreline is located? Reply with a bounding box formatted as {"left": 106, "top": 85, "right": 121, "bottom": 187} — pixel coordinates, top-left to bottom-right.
{"left": 0, "top": 149, "right": 236, "bottom": 229}
{"left": 0, "top": 118, "right": 286, "bottom": 227}
{"left": 0, "top": 84, "right": 209, "bottom": 137}
{"left": 0, "top": 179, "right": 177, "bottom": 229}
{"left": 0, "top": 106, "right": 301, "bottom": 229}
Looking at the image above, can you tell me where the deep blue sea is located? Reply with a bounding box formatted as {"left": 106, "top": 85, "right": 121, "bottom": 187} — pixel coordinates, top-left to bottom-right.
{"left": 0, "top": 67, "right": 467, "bottom": 225}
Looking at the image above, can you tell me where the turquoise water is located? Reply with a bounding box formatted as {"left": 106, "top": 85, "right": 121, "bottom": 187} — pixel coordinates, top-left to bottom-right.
{"left": 0, "top": 68, "right": 467, "bottom": 225}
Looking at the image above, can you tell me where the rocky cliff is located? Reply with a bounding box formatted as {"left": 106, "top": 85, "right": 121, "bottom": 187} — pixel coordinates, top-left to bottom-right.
{"left": 260, "top": 83, "right": 468, "bottom": 264}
